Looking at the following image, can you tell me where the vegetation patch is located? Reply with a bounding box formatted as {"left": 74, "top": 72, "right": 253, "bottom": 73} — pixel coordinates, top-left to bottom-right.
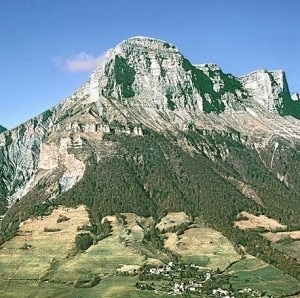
{"left": 75, "top": 233, "right": 93, "bottom": 251}
{"left": 164, "top": 224, "right": 240, "bottom": 271}
{"left": 0, "top": 205, "right": 90, "bottom": 281}
{"left": 156, "top": 212, "right": 190, "bottom": 232}
{"left": 0, "top": 209, "right": 299, "bottom": 297}
{"left": 263, "top": 230, "right": 300, "bottom": 243}
{"left": 44, "top": 227, "right": 62, "bottom": 232}
{"left": 272, "top": 240, "right": 300, "bottom": 264}
{"left": 228, "top": 258, "right": 300, "bottom": 297}
{"left": 234, "top": 211, "right": 287, "bottom": 231}
{"left": 50, "top": 215, "right": 145, "bottom": 283}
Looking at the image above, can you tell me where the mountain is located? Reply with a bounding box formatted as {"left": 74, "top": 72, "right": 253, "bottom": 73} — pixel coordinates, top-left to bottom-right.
{"left": 1, "top": 36, "right": 299, "bottom": 207}
{"left": 0, "top": 37, "right": 300, "bottom": 291}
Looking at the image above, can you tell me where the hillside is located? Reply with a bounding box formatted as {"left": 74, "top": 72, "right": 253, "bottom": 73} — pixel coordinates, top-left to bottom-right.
{"left": 0, "top": 208, "right": 299, "bottom": 297}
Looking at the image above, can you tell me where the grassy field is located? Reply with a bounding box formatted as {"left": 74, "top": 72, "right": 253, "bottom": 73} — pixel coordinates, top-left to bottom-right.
{"left": 155, "top": 212, "right": 190, "bottom": 232}
{"left": 228, "top": 256, "right": 300, "bottom": 297}
{"left": 263, "top": 230, "right": 300, "bottom": 242}
{"left": 49, "top": 214, "right": 145, "bottom": 283}
{"left": 272, "top": 240, "right": 300, "bottom": 263}
{"left": 0, "top": 209, "right": 299, "bottom": 297}
{"left": 0, "top": 205, "right": 89, "bottom": 281}
{"left": 262, "top": 229, "right": 300, "bottom": 263}
{"left": 98, "top": 276, "right": 170, "bottom": 298}
{"left": 165, "top": 226, "right": 241, "bottom": 270}
{"left": 50, "top": 232, "right": 145, "bottom": 282}
{"left": 234, "top": 211, "right": 287, "bottom": 231}
{"left": 0, "top": 277, "right": 170, "bottom": 298}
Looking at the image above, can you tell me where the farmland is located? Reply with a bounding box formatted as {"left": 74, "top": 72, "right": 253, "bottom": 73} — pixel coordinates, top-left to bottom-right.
{"left": 0, "top": 207, "right": 299, "bottom": 297}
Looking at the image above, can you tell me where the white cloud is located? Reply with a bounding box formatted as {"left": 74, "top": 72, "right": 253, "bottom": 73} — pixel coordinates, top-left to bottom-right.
{"left": 55, "top": 52, "right": 104, "bottom": 73}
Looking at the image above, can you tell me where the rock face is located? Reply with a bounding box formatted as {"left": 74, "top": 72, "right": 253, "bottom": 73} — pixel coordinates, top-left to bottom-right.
{"left": 240, "top": 69, "right": 300, "bottom": 118}
{"left": 0, "top": 112, "right": 55, "bottom": 207}
{"left": 291, "top": 92, "right": 300, "bottom": 101}
{"left": 0, "top": 36, "right": 300, "bottom": 214}
{"left": 99, "top": 37, "right": 247, "bottom": 115}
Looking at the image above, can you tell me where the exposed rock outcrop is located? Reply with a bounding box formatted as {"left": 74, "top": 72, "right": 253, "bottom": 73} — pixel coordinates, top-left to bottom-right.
{"left": 0, "top": 36, "right": 300, "bottom": 213}
{"left": 240, "top": 69, "right": 300, "bottom": 118}
{"left": 98, "top": 37, "right": 247, "bottom": 116}
{"left": 291, "top": 92, "right": 300, "bottom": 102}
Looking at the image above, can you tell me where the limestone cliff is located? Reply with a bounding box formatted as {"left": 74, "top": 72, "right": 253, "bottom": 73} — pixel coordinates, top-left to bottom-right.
{"left": 240, "top": 69, "right": 300, "bottom": 118}
{"left": 0, "top": 36, "right": 300, "bottom": 214}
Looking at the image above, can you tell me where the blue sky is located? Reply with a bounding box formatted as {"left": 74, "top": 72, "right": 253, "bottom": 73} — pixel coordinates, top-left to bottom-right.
{"left": 0, "top": 0, "right": 299, "bottom": 129}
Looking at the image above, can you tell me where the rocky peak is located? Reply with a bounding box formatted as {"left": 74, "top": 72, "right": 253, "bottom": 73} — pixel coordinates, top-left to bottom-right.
{"left": 91, "top": 36, "right": 247, "bottom": 117}
{"left": 239, "top": 69, "right": 300, "bottom": 118}
{"left": 117, "top": 36, "right": 179, "bottom": 53}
